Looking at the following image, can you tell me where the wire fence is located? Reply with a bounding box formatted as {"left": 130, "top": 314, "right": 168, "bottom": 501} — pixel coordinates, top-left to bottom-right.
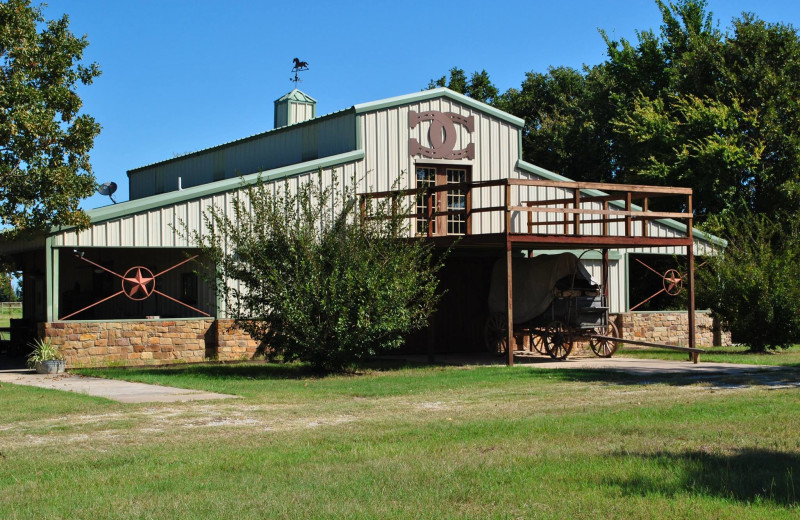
{"left": 1, "top": 301, "right": 22, "bottom": 314}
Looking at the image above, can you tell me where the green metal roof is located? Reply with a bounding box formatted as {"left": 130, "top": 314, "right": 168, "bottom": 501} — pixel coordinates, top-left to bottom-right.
{"left": 274, "top": 88, "right": 317, "bottom": 104}
{"left": 74, "top": 150, "right": 365, "bottom": 229}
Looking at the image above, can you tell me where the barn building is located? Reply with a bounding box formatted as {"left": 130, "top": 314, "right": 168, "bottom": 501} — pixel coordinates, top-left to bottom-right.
{"left": 0, "top": 87, "right": 727, "bottom": 367}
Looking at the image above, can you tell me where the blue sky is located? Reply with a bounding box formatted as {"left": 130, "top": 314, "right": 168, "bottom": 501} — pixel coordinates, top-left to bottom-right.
{"left": 43, "top": 0, "right": 800, "bottom": 209}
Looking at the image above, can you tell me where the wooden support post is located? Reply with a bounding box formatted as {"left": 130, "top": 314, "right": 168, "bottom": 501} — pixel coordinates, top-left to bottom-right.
{"left": 506, "top": 241, "right": 514, "bottom": 367}
{"left": 687, "top": 194, "right": 696, "bottom": 350}
{"left": 505, "top": 184, "right": 512, "bottom": 234}
{"left": 642, "top": 197, "right": 649, "bottom": 237}
{"left": 625, "top": 192, "right": 632, "bottom": 237}
{"left": 563, "top": 202, "right": 569, "bottom": 234}
{"left": 602, "top": 201, "right": 609, "bottom": 237}
{"left": 359, "top": 195, "right": 366, "bottom": 226}
{"left": 573, "top": 190, "right": 581, "bottom": 235}
{"left": 602, "top": 249, "right": 609, "bottom": 303}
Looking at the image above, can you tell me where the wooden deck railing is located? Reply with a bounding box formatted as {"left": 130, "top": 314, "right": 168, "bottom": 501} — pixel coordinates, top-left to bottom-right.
{"left": 359, "top": 178, "right": 693, "bottom": 243}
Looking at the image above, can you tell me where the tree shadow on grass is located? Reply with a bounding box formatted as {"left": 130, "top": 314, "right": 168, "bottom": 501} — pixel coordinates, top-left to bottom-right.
{"left": 76, "top": 358, "right": 429, "bottom": 381}
{"left": 529, "top": 367, "right": 800, "bottom": 389}
{"left": 606, "top": 448, "right": 800, "bottom": 507}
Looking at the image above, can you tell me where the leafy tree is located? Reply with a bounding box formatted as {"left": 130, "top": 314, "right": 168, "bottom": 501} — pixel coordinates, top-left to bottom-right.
{"left": 434, "top": 1, "right": 800, "bottom": 221}
{"left": 191, "top": 174, "right": 444, "bottom": 372}
{"left": 698, "top": 208, "right": 800, "bottom": 351}
{"left": 605, "top": 1, "right": 800, "bottom": 219}
{"left": 497, "top": 66, "right": 613, "bottom": 182}
{"left": 428, "top": 67, "right": 499, "bottom": 104}
{"left": 0, "top": 271, "right": 16, "bottom": 301}
{"left": 0, "top": 0, "right": 101, "bottom": 234}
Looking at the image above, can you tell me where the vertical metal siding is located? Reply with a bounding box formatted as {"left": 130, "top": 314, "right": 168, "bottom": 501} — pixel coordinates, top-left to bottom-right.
{"left": 582, "top": 259, "right": 622, "bottom": 313}
{"left": 360, "top": 99, "right": 519, "bottom": 236}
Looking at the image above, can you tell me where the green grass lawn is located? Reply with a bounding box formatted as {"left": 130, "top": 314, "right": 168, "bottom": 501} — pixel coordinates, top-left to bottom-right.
{"left": 2, "top": 362, "right": 799, "bottom": 519}
{"left": 0, "top": 306, "right": 21, "bottom": 340}
{"left": 617, "top": 344, "right": 800, "bottom": 366}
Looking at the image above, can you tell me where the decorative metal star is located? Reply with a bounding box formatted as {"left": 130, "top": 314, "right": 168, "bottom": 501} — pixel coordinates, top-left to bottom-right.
{"left": 122, "top": 267, "right": 155, "bottom": 299}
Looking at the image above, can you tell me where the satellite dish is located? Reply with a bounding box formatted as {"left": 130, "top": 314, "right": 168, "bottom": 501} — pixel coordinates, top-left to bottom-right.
{"left": 98, "top": 182, "right": 118, "bottom": 204}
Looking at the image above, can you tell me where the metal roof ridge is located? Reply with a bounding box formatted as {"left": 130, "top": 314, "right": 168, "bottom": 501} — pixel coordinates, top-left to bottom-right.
{"left": 353, "top": 87, "right": 525, "bottom": 127}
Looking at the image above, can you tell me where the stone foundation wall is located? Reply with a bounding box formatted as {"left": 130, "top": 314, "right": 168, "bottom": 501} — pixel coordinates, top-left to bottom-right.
{"left": 614, "top": 311, "right": 731, "bottom": 347}
{"left": 213, "top": 319, "right": 260, "bottom": 361}
{"left": 41, "top": 318, "right": 260, "bottom": 368}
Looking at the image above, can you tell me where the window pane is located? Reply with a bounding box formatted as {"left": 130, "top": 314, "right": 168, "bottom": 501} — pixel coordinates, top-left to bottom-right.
{"left": 446, "top": 168, "right": 467, "bottom": 235}
{"left": 416, "top": 167, "right": 436, "bottom": 235}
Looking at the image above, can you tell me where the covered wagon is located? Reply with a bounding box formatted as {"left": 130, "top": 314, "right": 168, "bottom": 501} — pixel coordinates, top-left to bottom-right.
{"left": 485, "top": 252, "right": 619, "bottom": 359}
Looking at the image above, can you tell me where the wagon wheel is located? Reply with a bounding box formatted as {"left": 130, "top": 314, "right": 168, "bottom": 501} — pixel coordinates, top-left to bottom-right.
{"left": 544, "top": 321, "right": 573, "bottom": 360}
{"left": 484, "top": 313, "right": 508, "bottom": 354}
{"left": 529, "top": 328, "right": 547, "bottom": 355}
{"left": 589, "top": 322, "right": 620, "bottom": 358}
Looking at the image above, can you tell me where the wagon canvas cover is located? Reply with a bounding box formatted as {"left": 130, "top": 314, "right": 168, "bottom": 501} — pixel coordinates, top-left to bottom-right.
{"left": 488, "top": 253, "right": 598, "bottom": 323}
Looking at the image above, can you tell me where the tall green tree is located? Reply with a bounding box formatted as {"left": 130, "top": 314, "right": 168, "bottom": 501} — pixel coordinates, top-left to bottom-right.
{"left": 497, "top": 66, "right": 614, "bottom": 182}
{"left": 0, "top": 0, "right": 101, "bottom": 234}
{"left": 606, "top": 1, "right": 800, "bottom": 219}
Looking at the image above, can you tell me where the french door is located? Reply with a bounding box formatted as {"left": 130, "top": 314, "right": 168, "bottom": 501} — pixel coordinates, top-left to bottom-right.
{"left": 415, "top": 164, "right": 470, "bottom": 236}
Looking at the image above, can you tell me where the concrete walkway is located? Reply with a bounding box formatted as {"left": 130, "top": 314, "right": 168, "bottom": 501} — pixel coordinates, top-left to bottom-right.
{"left": 0, "top": 369, "right": 238, "bottom": 403}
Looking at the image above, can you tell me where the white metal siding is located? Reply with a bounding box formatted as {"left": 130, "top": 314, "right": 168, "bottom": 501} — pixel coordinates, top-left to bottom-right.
{"left": 359, "top": 98, "right": 520, "bottom": 236}
{"left": 55, "top": 161, "right": 362, "bottom": 250}
{"left": 50, "top": 93, "right": 719, "bottom": 320}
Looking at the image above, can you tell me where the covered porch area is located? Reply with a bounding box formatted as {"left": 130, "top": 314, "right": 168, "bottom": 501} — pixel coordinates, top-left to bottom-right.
{"left": 363, "top": 176, "right": 710, "bottom": 365}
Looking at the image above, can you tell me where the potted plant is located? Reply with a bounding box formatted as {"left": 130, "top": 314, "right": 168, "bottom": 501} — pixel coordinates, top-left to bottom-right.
{"left": 26, "top": 338, "right": 65, "bottom": 374}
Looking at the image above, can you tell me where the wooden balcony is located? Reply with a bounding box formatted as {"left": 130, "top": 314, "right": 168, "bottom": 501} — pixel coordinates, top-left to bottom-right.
{"left": 360, "top": 178, "right": 694, "bottom": 250}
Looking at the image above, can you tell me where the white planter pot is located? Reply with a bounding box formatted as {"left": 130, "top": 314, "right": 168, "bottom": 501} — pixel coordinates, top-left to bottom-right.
{"left": 35, "top": 360, "right": 66, "bottom": 374}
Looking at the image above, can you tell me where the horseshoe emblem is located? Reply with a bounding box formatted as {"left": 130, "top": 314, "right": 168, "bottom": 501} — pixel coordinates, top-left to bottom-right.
{"left": 409, "top": 110, "right": 475, "bottom": 160}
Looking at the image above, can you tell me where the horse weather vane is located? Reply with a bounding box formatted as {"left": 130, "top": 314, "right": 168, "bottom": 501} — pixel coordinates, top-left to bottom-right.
{"left": 290, "top": 57, "right": 309, "bottom": 87}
